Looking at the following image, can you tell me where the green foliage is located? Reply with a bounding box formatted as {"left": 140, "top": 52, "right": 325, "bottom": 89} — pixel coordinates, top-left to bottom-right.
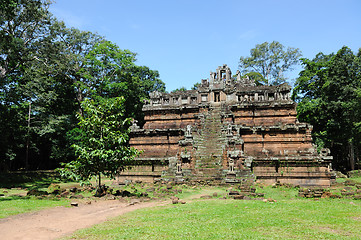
{"left": 171, "top": 86, "right": 187, "bottom": 92}
{"left": 239, "top": 41, "right": 302, "bottom": 85}
{"left": 0, "top": 0, "right": 164, "bottom": 171}
{"left": 60, "top": 97, "right": 140, "bottom": 187}
{"left": 191, "top": 82, "right": 201, "bottom": 90}
{"left": 78, "top": 40, "right": 165, "bottom": 125}
{"left": 242, "top": 72, "right": 267, "bottom": 86}
{"left": 293, "top": 46, "right": 361, "bottom": 170}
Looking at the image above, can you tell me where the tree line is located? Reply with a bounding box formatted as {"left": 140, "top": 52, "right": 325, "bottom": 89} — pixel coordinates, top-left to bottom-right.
{"left": 1, "top": 1, "right": 360, "bottom": 173}
{"left": 0, "top": 0, "right": 165, "bottom": 171}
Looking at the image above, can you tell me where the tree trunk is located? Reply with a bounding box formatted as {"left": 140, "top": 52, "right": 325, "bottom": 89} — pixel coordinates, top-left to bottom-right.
{"left": 98, "top": 172, "right": 101, "bottom": 187}
{"left": 349, "top": 141, "right": 355, "bottom": 171}
{"left": 25, "top": 102, "right": 31, "bottom": 170}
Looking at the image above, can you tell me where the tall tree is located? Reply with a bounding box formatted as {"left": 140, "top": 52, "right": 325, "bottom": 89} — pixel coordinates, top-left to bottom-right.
{"left": 0, "top": 0, "right": 52, "bottom": 80}
{"left": 60, "top": 97, "right": 139, "bottom": 189}
{"left": 0, "top": 0, "right": 165, "bottom": 171}
{"left": 0, "top": 0, "right": 56, "bottom": 170}
{"left": 78, "top": 40, "right": 165, "bottom": 125}
{"left": 292, "top": 46, "right": 361, "bottom": 171}
{"left": 239, "top": 41, "right": 302, "bottom": 85}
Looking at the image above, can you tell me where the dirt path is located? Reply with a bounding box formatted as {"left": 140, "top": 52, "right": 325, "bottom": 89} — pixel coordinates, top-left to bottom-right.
{"left": 0, "top": 199, "right": 168, "bottom": 240}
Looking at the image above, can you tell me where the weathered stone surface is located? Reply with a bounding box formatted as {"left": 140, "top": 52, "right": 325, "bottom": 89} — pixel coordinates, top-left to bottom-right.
{"left": 121, "top": 65, "right": 333, "bottom": 187}
{"left": 27, "top": 189, "right": 48, "bottom": 196}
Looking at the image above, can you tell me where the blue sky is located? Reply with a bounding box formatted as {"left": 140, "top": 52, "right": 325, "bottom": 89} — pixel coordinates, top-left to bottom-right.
{"left": 50, "top": 0, "right": 361, "bottom": 91}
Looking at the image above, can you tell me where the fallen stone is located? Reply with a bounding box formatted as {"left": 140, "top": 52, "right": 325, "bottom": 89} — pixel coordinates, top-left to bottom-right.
{"left": 233, "top": 195, "right": 244, "bottom": 200}
{"left": 146, "top": 188, "right": 155, "bottom": 192}
{"left": 27, "top": 189, "right": 48, "bottom": 196}
{"left": 330, "top": 194, "right": 342, "bottom": 199}
{"left": 341, "top": 191, "right": 355, "bottom": 196}
{"left": 129, "top": 199, "right": 140, "bottom": 205}
{"left": 102, "top": 194, "right": 116, "bottom": 200}
{"left": 344, "top": 180, "right": 356, "bottom": 186}
{"left": 353, "top": 195, "right": 361, "bottom": 200}
{"left": 47, "top": 184, "right": 61, "bottom": 194}
{"left": 60, "top": 191, "right": 70, "bottom": 197}
{"left": 228, "top": 191, "right": 240, "bottom": 196}
{"left": 70, "top": 202, "right": 78, "bottom": 207}
{"left": 200, "top": 195, "right": 212, "bottom": 199}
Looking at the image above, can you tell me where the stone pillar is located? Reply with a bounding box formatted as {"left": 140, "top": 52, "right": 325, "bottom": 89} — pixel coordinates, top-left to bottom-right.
{"left": 226, "top": 67, "right": 232, "bottom": 84}
{"left": 210, "top": 71, "right": 216, "bottom": 88}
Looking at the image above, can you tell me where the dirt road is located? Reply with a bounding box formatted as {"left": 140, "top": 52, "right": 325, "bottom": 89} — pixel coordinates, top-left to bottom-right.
{"left": 0, "top": 199, "right": 167, "bottom": 240}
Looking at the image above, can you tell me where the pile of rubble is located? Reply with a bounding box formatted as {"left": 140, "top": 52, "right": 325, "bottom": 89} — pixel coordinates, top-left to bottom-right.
{"left": 228, "top": 185, "right": 265, "bottom": 200}
{"left": 298, "top": 180, "right": 361, "bottom": 200}
{"left": 297, "top": 188, "right": 333, "bottom": 198}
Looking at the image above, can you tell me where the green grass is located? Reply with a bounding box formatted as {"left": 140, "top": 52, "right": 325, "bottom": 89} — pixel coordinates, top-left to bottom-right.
{"left": 0, "top": 171, "right": 76, "bottom": 218}
{"left": 0, "top": 196, "right": 70, "bottom": 218}
{"left": 1, "top": 172, "right": 361, "bottom": 239}
{"left": 67, "top": 185, "right": 361, "bottom": 240}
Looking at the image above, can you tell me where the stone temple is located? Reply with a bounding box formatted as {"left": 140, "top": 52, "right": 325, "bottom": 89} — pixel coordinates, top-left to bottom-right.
{"left": 121, "top": 64, "right": 333, "bottom": 187}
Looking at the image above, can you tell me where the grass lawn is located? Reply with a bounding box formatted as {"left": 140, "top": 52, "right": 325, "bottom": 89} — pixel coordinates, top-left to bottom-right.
{"left": 0, "top": 196, "right": 70, "bottom": 218}
{"left": 0, "top": 171, "right": 72, "bottom": 218}
{"left": 67, "top": 185, "right": 361, "bottom": 240}
{"left": 1, "top": 171, "right": 361, "bottom": 239}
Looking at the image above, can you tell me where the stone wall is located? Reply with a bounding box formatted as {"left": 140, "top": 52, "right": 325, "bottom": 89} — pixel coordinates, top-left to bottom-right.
{"left": 120, "top": 65, "right": 333, "bottom": 186}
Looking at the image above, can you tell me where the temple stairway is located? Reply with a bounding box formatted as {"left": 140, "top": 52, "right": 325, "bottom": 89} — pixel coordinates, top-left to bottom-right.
{"left": 192, "top": 103, "right": 227, "bottom": 179}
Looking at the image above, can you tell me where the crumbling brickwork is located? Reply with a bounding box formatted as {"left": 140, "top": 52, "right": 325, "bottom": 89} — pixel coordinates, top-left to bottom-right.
{"left": 121, "top": 64, "right": 333, "bottom": 186}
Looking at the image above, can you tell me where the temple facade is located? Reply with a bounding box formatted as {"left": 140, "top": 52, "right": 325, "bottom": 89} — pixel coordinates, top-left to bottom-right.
{"left": 121, "top": 64, "right": 333, "bottom": 187}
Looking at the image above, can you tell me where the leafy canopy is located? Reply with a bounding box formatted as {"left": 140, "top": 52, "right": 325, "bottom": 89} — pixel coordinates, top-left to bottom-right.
{"left": 292, "top": 46, "right": 361, "bottom": 170}
{"left": 60, "top": 97, "right": 140, "bottom": 186}
{"left": 239, "top": 41, "right": 301, "bottom": 85}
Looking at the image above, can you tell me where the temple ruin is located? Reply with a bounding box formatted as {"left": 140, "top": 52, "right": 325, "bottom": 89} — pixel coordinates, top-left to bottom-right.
{"left": 121, "top": 64, "right": 333, "bottom": 187}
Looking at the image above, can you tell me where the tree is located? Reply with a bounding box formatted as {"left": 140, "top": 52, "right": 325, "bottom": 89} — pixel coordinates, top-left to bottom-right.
{"left": 60, "top": 97, "right": 140, "bottom": 188}
{"left": 292, "top": 46, "right": 361, "bottom": 171}
{"left": 240, "top": 72, "right": 266, "bottom": 86}
{"left": 0, "top": 0, "right": 52, "bottom": 80}
{"left": 79, "top": 40, "right": 165, "bottom": 125}
{"left": 239, "top": 41, "right": 302, "bottom": 85}
{"left": 171, "top": 87, "right": 187, "bottom": 92}
{"left": 0, "top": 0, "right": 58, "bottom": 170}
{"left": 0, "top": 0, "right": 164, "bottom": 171}
{"left": 191, "top": 82, "right": 201, "bottom": 90}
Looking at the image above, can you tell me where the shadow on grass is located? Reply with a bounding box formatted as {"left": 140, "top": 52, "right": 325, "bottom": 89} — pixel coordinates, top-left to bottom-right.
{"left": 0, "top": 195, "right": 30, "bottom": 201}
{"left": 0, "top": 171, "right": 69, "bottom": 190}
